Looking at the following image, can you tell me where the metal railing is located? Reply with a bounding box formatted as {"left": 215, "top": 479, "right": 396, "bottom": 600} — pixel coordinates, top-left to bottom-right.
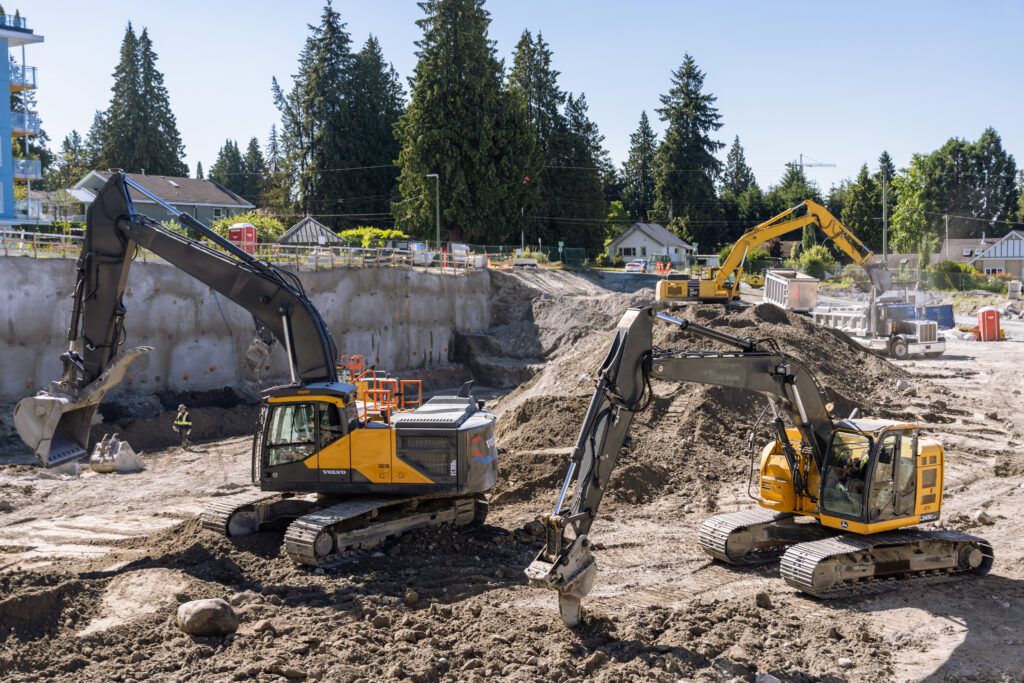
{"left": 13, "top": 199, "right": 43, "bottom": 220}
{"left": 10, "top": 64, "right": 36, "bottom": 89}
{"left": 12, "top": 158, "right": 41, "bottom": 180}
{"left": 0, "top": 13, "right": 28, "bottom": 30}
{"left": 11, "top": 111, "right": 40, "bottom": 135}
{"left": 0, "top": 229, "right": 488, "bottom": 273}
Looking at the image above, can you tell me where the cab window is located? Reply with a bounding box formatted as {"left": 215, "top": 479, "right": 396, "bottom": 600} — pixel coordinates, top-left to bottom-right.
{"left": 895, "top": 431, "right": 918, "bottom": 515}
{"left": 265, "top": 403, "right": 317, "bottom": 466}
{"left": 867, "top": 433, "right": 898, "bottom": 522}
{"left": 822, "top": 431, "right": 872, "bottom": 519}
{"left": 318, "top": 403, "right": 347, "bottom": 451}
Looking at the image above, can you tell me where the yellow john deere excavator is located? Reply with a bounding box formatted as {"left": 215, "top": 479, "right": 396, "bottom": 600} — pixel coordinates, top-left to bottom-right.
{"left": 656, "top": 200, "right": 892, "bottom": 304}
{"left": 526, "top": 306, "right": 992, "bottom": 626}
{"left": 14, "top": 173, "right": 497, "bottom": 567}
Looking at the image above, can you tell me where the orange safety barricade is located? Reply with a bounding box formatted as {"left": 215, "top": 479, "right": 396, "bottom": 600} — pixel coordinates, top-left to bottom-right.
{"left": 337, "top": 354, "right": 367, "bottom": 382}
{"left": 400, "top": 380, "right": 422, "bottom": 409}
{"left": 362, "top": 389, "right": 392, "bottom": 425}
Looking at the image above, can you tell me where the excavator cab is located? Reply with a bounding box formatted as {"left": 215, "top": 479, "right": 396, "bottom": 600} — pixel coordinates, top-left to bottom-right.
{"left": 817, "top": 422, "right": 937, "bottom": 533}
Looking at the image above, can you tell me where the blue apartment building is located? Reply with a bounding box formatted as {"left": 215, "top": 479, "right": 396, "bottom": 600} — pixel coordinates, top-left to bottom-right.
{"left": 1, "top": 10, "right": 43, "bottom": 227}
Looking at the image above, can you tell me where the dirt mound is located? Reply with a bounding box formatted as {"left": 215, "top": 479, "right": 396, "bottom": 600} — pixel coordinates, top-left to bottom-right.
{"left": 490, "top": 302, "right": 911, "bottom": 513}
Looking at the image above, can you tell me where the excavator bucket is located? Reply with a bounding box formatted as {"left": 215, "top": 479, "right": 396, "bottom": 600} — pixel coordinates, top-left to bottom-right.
{"left": 868, "top": 265, "right": 893, "bottom": 294}
{"left": 14, "top": 346, "right": 152, "bottom": 468}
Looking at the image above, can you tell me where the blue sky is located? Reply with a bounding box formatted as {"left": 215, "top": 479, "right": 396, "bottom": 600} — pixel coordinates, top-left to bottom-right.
{"left": 21, "top": 1, "right": 1024, "bottom": 192}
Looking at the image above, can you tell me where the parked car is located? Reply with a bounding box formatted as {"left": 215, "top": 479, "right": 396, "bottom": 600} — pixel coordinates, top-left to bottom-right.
{"left": 624, "top": 259, "right": 648, "bottom": 273}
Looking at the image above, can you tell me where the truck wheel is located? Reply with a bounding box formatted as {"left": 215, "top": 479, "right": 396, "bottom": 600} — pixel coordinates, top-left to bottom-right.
{"left": 889, "top": 337, "right": 909, "bottom": 359}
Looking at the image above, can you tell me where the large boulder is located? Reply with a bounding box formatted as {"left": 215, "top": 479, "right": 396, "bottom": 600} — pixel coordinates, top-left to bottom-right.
{"left": 176, "top": 598, "right": 239, "bottom": 636}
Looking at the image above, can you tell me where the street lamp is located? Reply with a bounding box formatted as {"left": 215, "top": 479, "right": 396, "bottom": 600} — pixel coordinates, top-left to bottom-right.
{"left": 426, "top": 173, "right": 440, "bottom": 250}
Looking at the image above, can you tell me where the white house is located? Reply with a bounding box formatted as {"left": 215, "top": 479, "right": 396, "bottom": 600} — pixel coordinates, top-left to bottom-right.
{"left": 608, "top": 223, "right": 695, "bottom": 264}
{"left": 966, "top": 230, "right": 1024, "bottom": 277}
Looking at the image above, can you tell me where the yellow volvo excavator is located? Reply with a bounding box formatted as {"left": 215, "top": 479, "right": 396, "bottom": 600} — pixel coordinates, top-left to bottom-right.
{"left": 656, "top": 200, "right": 892, "bottom": 304}
{"left": 526, "top": 306, "right": 992, "bottom": 626}
{"left": 14, "top": 173, "right": 497, "bottom": 567}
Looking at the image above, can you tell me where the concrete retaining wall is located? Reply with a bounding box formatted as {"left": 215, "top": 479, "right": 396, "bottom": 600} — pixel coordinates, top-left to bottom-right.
{"left": 0, "top": 256, "right": 489, "bottom": 402}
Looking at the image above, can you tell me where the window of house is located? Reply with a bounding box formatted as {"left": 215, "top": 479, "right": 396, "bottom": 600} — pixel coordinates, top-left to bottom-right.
{"left": 984, "top": 267, "right": 1005, "bottom": 275}
{"left": 962, "top": 248, "right": 973, "bottom": 257}
{"left": 641, "top": 246, "right": 647, "bottom": 257}
{"left": 975, "top": 249, "right": 985, "bottom": 256}
{"left": 619, "top": 247, "right": 636, "bottom": 257}
{"left": 213, "top": 208, "right": 224, "bottom": 220}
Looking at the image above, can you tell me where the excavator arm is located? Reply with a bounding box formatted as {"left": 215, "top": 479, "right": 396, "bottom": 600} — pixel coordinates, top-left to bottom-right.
{"left": 714, "top": 200, "right": 891, "bottom": 298}
{"left": 525, "top": 306, "right": 835, "bottom": 626}
{"left": 15, "top": 172, "right": 339, "bottom": 467}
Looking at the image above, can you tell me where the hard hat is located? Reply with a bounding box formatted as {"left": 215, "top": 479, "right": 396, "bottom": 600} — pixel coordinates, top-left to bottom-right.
{"left": 178, "top": 404, "right": 186, "bottom": 411}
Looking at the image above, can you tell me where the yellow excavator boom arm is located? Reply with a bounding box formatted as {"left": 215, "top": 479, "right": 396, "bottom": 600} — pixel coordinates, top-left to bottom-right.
{"left": 715, "top": 200, "right": 890, "bottom": 297}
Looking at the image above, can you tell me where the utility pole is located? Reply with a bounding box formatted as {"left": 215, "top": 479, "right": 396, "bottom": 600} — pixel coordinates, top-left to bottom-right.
{"left": 426, "top": 174, "right": 440, "bottom": 250}
{"left": 945, "top": 214, "right": 949, "bottom": 259}
{"left": 881, "top": 165, "right": 888, "bottom": 267}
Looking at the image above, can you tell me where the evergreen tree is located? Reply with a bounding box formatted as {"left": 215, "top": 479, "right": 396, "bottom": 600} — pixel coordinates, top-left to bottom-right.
{"left": 765, "top": 165, "right": 822, "bottom": 215}
{"left": 209, "top": 140, "right": 245, "bottom": 195}
{"left": 92, "top": 24, "right": 187, "bottom": 175}
{"left": 394, "top": 0, "right": 534, "bottom": 243}
{"left": 196, "top": 161, "right": 204, "bottom": 179}
{"left": 274, "top": 2, "right": 354, "bottom": 222}
{"left": 242, "top": 137, "right": 267, "bottom": 204}
{"left": 45, "top": 130, "right": 89, "bottom": 190}
{"left": 341, "top": 35, "right": 405, "bottom": 226}
{"left": 841, "top": 164, "right": 882, "bottom": 250}
{"left": 84, "top": 111, "right": 107, "bottom": 169}
{"left": 262, "top": 124, "right": 291, "bottom": 214}
{"left": 508, "top": 30, "right": 563, "bottom": 243}
{"left": 722, "top": 136, "right": 756, "bottom": 196}
{"left": 652, "top": 54, "right": 724, "bottom": 248}
{"left": 621, "top": 111, "right": 657, "bottom": 221}
{"left": 548, "top": 93, "right": 607, "bottom": 250}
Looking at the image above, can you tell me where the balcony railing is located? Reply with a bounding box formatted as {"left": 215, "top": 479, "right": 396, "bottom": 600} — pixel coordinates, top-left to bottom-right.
{"left": 0, "top": 13, "right": 28, "bottom": 30}
{"left": 13, "top": 158, "right": 42, "bottom": 180}
{"left": 14, "top": 199, "right": 43, "bottom": 220}
{"left": 10, "top": 64, "right": 36, "bottom": 90}
{"left": 11, "top": 111, "right": 40, "bottom": 136}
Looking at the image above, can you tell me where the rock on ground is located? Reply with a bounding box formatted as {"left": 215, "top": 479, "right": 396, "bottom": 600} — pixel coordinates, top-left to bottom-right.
{"left": 176, "top": 598, "right": 239, "bottom": 636}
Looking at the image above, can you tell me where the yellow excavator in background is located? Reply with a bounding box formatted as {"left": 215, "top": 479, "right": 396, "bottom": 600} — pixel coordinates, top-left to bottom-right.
{"left": 656, "top": 200, "right": 892, "bottom": 304}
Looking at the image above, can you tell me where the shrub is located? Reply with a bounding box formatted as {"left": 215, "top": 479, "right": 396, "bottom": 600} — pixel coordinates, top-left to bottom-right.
{"left": 595, "top": 252, "right": 609, "bottom": 267}
{"left": 612, "top": 252, "right": 624, "bottom": 268}
{"left": 211, "top": 211, "right": 286, "bottom": 242}
{"left": 797, "top": 244, "right": 836, "bottom": 279}
{"left": 930, "top": 259, "right": 975, "bottom": 290}
{"left": 339, "top": 227, "right": 409, "bottom": 248}
{"left": 521, "top": 249, "right": 549, "bottom": 264}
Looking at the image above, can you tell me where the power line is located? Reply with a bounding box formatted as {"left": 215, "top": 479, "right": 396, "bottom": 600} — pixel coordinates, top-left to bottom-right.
{"left": 923, "top": 210, "right": 1024, "bottom": 227}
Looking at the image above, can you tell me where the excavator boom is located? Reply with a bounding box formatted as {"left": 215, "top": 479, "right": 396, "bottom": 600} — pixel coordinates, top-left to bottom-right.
{"left": 657, "top": 200, "right": 891, "bottom": 304}
{"left": 14, "top": 173, "right": 339, "bottom": 466}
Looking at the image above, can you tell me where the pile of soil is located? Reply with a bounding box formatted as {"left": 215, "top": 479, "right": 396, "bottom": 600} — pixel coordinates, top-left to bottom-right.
{"left": 491, "top": 302, "right": 912, "bottom": 513}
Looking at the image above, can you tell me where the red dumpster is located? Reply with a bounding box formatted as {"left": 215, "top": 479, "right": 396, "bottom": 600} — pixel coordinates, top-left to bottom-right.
{"left": 978, "top": 307, "right": 1000, "bottom": 341}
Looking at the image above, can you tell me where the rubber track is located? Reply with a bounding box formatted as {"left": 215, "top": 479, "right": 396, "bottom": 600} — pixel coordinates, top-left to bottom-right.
{"left": 780, "top": 528, "right": 994, "bottom": 598}
{"left": 283, "top": 495, "right": 428, "bottom": 567}
{"left": 698, "top": 508, "right": 794, "bottom": 565}
{"left": 200, "top": 489, "right": 283, "bottom": 536}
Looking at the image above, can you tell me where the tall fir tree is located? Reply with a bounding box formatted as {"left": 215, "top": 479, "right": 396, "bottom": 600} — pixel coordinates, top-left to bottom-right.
{"left": 341, "top": 35, "right": 405, "bottom": 226}
{"left": 394, "top": 0, "right": 534, "bottom": 243}
{"left": 195, "top": 161, "right": 204, "bottom": 179}
{"left": 46, "top": 130, "right": 89, "bottom": 191}
{"left": 241, "top": 138, "right": 267, "bottom": 204}
{"left": 841, "top": 163, "right": 882, "bottom": 250}
{"left": 209, "top": 140, "right": 245, "bottom": 195}
{"left": 92, "top": 24, "right": 187, "bottom": 175}
{"left": 652, "top": 54, "right": 724, "bottom": 248}
{"left": 721, "top": 136, "right": 756, "bottom": 196}
{"left": 621, "top": 111, "right": 657, "bottom": 221}
{"left": 548, "top": 93, "right": 607, "bottom": 250}
{"left": 508, "top": 30, "right": 562, "bottom": 243}
{"left": 262, "top": 124, "right": 291, "bottom": 214}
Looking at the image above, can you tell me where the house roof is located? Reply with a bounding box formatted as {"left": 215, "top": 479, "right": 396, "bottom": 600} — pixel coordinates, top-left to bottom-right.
{"left": 967, "top": 230, "right": 1024, "bottom": 263}
{"left": 72, "top": 171, "right": 254, "bottom": 209}
{"left": 938, "top": 236, "right": 992, "bottom": 262}
{"left": 609, "top": 223, "right": 694, "bottom": 251}
{"left": 280, "top": 216, "right": 343, "bottom": 245}
{"left": 882, "top": 253, "right": 922, "bottom": 269}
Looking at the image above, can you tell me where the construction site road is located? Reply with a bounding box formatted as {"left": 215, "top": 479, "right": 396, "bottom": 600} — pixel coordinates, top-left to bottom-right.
{"left": 1, "top": 269, "right": 1022, "bottom": 682}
